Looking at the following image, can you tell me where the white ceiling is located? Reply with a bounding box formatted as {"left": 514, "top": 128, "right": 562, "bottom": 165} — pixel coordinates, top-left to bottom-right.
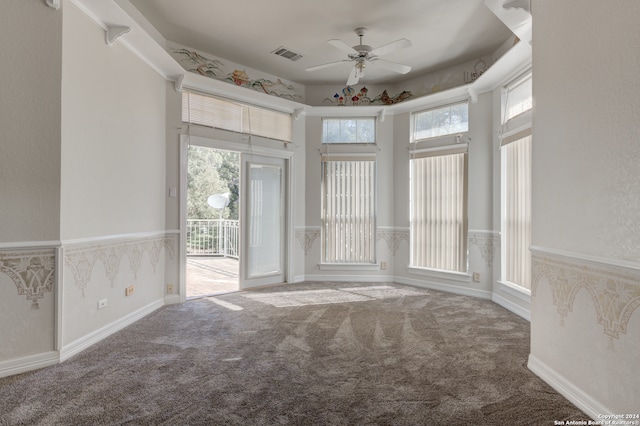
{"left": 128, "top": 0, "right": 514, "bottom": 86}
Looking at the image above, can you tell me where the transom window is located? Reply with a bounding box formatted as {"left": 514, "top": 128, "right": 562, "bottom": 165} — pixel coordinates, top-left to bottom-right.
{"left": 322, "top": 118, "right": 376, "bottom": 144}
{"left": 503, "top": 73, "right": 532, "bottom": 122}
{"left": 411, "top": 101, "right": 469, "bottom": 142}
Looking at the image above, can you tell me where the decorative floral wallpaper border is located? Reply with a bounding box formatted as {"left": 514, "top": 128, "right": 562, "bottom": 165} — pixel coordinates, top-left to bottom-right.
{"left": 171, "top": 43, "right": 303, "bottom": 102}
{"left": 532, "top": 249, "right": 640, "bottom": 339}
{"left": 0, "top": 248, "right": 55, "bottom": 310}
{"left": 65, "top": 235, "right": 176, "bottom": 297}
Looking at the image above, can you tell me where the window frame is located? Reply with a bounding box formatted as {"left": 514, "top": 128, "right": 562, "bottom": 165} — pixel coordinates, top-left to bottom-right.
{"left": 320, "top": 153, "right": 377, "bottom": 265}
{"left": 321, "top": 117, "right": 377, "bottom": 145}
{"left": 499, "top": 69, "right": 533, "bottom": 295}
{"left": 409, "top": 144, "right": 469, "bottom": 274}
{"left": 410, "top": 100, "right": 470, "bottom": 143}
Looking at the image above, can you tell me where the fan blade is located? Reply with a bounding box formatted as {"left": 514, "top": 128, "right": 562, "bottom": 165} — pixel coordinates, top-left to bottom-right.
{"left": 346, "top": 66, "right": 360, "bottom": 86}
{"left": 371, "top": 58, "right": 411, "bottom": 74}
{"left": 305, "top": 60, "right": 351, "bottom": 72}
{"left": 328, "top": 39, "right": 358, "bottom": 55}
{"left": 370, "top": 38, "right": 412, "bottom": 57}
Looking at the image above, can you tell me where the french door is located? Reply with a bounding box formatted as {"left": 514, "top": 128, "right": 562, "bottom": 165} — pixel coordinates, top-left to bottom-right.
{"left": 239, "top": 154, "right": 286, "bottom": 289}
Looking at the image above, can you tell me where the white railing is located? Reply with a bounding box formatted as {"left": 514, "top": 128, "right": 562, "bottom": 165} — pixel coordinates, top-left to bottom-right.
{"left": 186, "top": 219, "right": 239, "bottom": 258}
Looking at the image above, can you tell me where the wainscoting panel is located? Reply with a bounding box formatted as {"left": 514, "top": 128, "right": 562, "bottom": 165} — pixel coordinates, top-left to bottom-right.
{"left": 62, "top": 233, "right": 175, "bottom": 347}
{"left": 0, "top": 246, "right": 57, "bottom": 374}
{"left": 530, "top": 246, "right": 640, "bottom": 414}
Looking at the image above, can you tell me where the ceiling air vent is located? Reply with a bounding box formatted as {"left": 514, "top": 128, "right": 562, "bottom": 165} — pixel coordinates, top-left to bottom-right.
{"left": 272, "top": 46, "right": 303, "bottom": 61}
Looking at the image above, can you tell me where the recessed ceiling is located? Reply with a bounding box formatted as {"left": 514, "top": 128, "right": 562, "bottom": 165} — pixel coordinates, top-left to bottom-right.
{"left": 128, "top": 0, "right": 513, "bottom": 86}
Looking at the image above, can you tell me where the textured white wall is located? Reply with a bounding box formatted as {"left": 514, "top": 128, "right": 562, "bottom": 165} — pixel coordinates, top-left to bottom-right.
{"left": 59, "top": 2, "right": 169, "bottom": 349}
{"left": 60, "top": 2, "right": 167, "bottom": 241}
{"left": 531, "top": 0, "right": 640, "bottom": 414}
{"left": 0, "top": 1, "right": 62, "bottom": 243}
{"left": 532, "top": 0, "right": 640, "bottom": 261}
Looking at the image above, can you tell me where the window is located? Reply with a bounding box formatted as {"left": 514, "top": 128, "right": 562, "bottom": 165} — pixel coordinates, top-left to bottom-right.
{"left": 410, "top": 146, "right": 468, "bottom": 272}
{"left": 322, "top": 118, "right": 375, "bottom": 144}
{"left": 501, "top": 71, "right": 533, "bottom": 290}
{"left": 503, "top": 73, "right": 532, "bottom": 122}
{"left": 321, "top": 155, "right": 376, "bottom": 264}
{"left": 411, "top": 101, "right": 469, "bottom": 141}
{"left": 182, "top": 91, "right": 292, "bottom": 142}
{"left": 501, "top": 132, "right": 532, "bottom": 290}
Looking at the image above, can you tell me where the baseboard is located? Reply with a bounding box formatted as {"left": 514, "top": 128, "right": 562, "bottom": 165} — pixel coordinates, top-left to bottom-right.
{"left": 492, "top": 292, "right": 530, "bottom": 321}
{"left": 0, "top": 351, "right": 60, "bottom": 378}
{"left": 292, "top": 275, "right": 306, "bottom": 283}
{"left": 60, "top": 298, "right": 164, "bottom": 362}
{"left": 528, "top": 354, "right": 610, "bottom": 420}
{"left": 304, "top": 274, "right": 395, "bottom": 283}
{"left": 164, "top": 294, "right": 181, "bottom": 305}
{"left": 394, "top": 276, "right": 492, "bottom": 300}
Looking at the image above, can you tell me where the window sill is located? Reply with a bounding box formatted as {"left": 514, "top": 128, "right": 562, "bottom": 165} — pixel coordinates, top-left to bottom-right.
{"left": 407, "top": 266, "right": 471, "bottom": 283}
{"left": 498, "top": 280, "right": 531, "bottom": 302}
{"left": 319, "top": 263, "right": 379, "bottom": 271}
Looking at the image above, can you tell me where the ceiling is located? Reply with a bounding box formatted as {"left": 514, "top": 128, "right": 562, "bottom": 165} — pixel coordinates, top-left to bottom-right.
{"left": 128, "top": 0, "right": 514, "bottom": 87}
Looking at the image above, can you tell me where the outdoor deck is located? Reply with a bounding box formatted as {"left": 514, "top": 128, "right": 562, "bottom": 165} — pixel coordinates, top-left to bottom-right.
{"left": 186, "top": 256, "right": 239, "bottom": 298}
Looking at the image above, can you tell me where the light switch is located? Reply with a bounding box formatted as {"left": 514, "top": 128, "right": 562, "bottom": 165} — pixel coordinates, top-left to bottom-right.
{"left": 169, "top": 187, "right": 177, "bottom": 198}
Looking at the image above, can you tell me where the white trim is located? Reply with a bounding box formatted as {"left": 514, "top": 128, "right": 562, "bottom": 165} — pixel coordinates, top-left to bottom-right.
{"left": 60, "top": 299, "right": 164, "bottom": 362}
{"left": 293, "top": 275, "right": 306, "bottom": 283}
{"left": 0, "top": 241, "right": 60, "bottom": 249}
{"left": 305, "top": 274, "right": 394, "bottom": 283}
{"left": 164, "top": 294, "right": 181, "bottom": 305}
{"left": 491, "top": 292, "right": 530, "bottom": 321}
{"left": 318, "top": 263, "right": 380, "bottom": 271}
{"left": 530, "top": 245, "right": 640, "bottom": 273}
{"left": 61, "top": 230, "right": 169, "bottom": 246}
{"left": 497, "top": 280, "right": 531, "bottom": 302}
{"left": 0, "top": 351, "right": 60, "bottom": 379}
{"left": 394, "top": 276, "right": 492, "bottom": 299}
{"left": 528, "top": 354, "right": 611, "bottom": 421}
{"left": 407, "top": 267, "right": 472, "bottom": 283}
{"left": 468, "top": 229, "right": 500, "bottom": 236}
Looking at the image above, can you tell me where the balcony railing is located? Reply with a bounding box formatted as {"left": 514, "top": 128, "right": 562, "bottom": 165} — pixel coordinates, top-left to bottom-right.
{"left": 186, "top": 219, "right": 239, "bottom": 258}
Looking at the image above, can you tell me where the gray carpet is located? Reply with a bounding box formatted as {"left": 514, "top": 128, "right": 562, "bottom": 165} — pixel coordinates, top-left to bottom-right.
{"left": 0, "top": 282, "right": 588, "bottom": 425}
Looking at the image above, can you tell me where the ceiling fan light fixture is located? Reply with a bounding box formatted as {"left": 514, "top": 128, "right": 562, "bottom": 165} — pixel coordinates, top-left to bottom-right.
{"left": 306, "top": 28, "right": 412, "bottom": 85}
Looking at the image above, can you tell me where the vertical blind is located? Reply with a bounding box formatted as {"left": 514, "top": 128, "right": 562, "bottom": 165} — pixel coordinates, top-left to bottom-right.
{"left": 502, "top": 133, "right": 532, "bottom": 289}
{"left": 182, "top": 91, "right": 292, "bottom": 142}
{"left": 411, "top": 148, "right": 467, "bottom": 272}
{"left": 321, "top": 156, "right": 376, "bottom": 264}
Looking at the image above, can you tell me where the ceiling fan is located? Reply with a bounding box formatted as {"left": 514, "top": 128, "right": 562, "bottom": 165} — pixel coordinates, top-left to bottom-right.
{"left": 306, "top": 27, "right": 412, "bottom": 86}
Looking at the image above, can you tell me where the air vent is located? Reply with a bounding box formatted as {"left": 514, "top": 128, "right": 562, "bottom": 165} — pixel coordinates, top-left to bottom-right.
{"left": 272, "top": 46, "right": 303, "bottom": 61}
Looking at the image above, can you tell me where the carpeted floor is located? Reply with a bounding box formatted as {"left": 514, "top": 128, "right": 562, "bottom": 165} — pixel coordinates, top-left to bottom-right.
{"left": 0, "top": 282, "right": 588, "bottom": 425}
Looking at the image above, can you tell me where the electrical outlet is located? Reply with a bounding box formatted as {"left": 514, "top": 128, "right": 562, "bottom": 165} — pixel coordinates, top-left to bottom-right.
{"left": 167, "top": 283, "right": 174, "bottom": 294}
{"left": 472, "top": 272, "right": 481, "bottom": 282}
{"left": 125, "top": 285, "right": 135, "bottom": 297}
{"left": 98, "top": 298, "right": 108, "bottom": 310}
{"left": 380, "top": 261, "right": 387, "bottom": 270}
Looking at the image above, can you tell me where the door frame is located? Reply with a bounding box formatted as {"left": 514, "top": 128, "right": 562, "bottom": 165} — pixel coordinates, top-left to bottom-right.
{"left": 178, "top": 131, "right": 295, "bottom": 302}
